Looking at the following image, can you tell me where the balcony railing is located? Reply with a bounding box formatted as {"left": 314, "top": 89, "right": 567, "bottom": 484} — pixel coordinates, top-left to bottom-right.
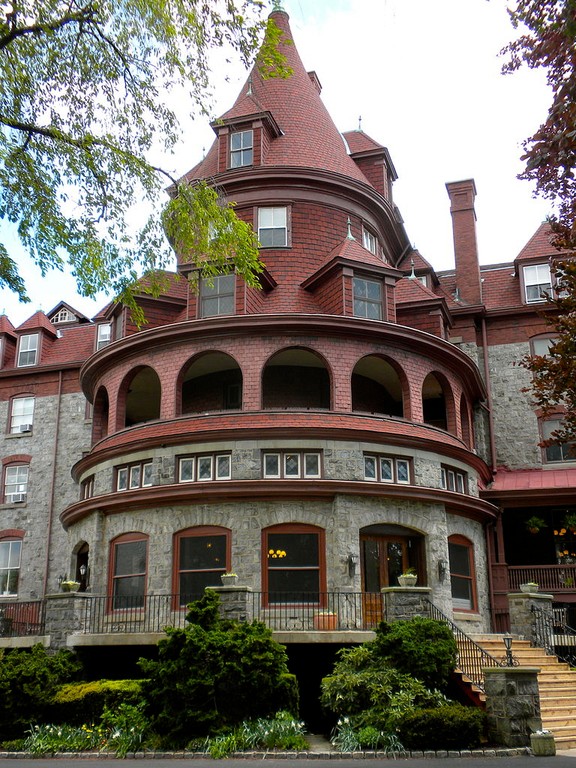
{"left": 0, "top": 600, "right": 45, "bottom": 637}
{"left": 508, "top": 564, "right": 576, "bottom": 593}
{"left": 81, "top": 592, "right": 385, "bottom": 635}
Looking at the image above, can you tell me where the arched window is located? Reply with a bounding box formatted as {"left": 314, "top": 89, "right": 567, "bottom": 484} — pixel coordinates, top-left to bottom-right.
{"left": 448, "top": 535, "right": 477, "bottom": 612}
{"left": 0, "top": 531, "right": 23, "bottom": 596}
{"left": 109, "top": 533, "right": 148, "bottom": 610}
{"left": 173, "top": 526, "right": 231, "bottom": 606}
{"left": 262, "top": 523, "right": 325, "bottom": 605}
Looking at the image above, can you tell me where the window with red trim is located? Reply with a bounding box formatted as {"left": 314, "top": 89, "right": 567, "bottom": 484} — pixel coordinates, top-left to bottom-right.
{"left": 109, "top": 533, "right": 148, "bottom": 610}
{"left": 0, "top": 535, "right": 22, "bottom": 596}
{"left": 448, "top": 535, "right": 477, "bottom": 612}
{"left": 173, "top": 526, "right": 231, "bottom": 606}
{"left": 262, "top": 524, "right": 325, "bottom": 605}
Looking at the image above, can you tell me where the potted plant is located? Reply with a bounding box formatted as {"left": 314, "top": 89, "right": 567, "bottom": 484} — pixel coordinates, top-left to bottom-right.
{"left": 60, "top": 579, "right": 81, "bottom": 592}
{"left": 398, "top": 567, "right": 418, "bottom": 587}
{"left": 564, "top": 513, "right": 576, "bottom": 533}
{"left": 526, "top": 515, "right": 547, "bottom": 534}
{"left": 313, "top": 610, "right": 338, "bottom": 630}
{"left": 220, "top": 572, "right": 238, "bottom": 586}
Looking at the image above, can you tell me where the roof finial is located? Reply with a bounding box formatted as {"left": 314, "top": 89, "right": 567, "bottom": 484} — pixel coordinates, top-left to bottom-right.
{"left": 247, "top": 75, "right": 253, "bottom": 96}
{"left": 272, "top": 0, "right": 284, "bottom": 10}
{"left": 346, "top": 217, "right": 355, "bottom": 240}
{"left": 358, "top": 115, "right": 362, "bottom": 131}
{"left": 408, "top": 258, "right": 416, "bottom": 279}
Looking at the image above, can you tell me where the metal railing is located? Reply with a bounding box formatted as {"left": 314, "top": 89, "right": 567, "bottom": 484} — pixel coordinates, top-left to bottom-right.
{"left": 81, "top": 591, "right": 384, "bottom": 635}
{"left": 426, "top": 599, "right": 503, "bottom": 691}
{"left": 0, "top": 600, "right": 45, "bottom": 637}
{"left": 509, "top": 564, "right": 576, "bottom": 592}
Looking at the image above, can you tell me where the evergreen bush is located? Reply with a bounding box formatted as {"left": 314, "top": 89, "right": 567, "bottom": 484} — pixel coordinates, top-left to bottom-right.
{"left": 396, "top": 704, "right": 485, "bottom": 750}
{"left": 50, "top": 679, "right": 144, "bottom": 724}
{"left": 139, "top": 591, "right": 298, "bottom": 746}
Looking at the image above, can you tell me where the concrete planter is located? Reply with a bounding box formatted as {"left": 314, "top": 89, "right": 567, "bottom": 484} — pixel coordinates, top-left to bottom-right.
{"left": 220, "top": 574, "right": 238, "bottom": 586}
{"left": 398, "top": 574, "right": 417, "bottom": 587}
{"left": 520, "top": 583, "right": 539, "bottom": 593}
{"left": 530, "top": 732, "right": 556, "bottom": 756}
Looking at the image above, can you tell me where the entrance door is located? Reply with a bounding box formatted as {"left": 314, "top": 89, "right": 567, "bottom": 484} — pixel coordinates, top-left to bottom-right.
{"left": 360, "top": 535, "right": 409, "bottom": 627}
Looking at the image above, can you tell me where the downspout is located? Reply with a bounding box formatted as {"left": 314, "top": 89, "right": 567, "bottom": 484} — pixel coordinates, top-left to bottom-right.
{"left": 43, "top": 370, "right": 63, "bottom": 596}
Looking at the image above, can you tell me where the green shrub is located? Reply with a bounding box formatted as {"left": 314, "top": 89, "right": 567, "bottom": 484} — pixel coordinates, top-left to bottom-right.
{"left": 193, "top": 711, "right": 308, "bottom": 758}
{"left": 396, "top": 704, "right": 485, "bottom": 751}
{"left": 51, "top": 679, "right": 144, "bottom": 724}
{"left": 330, "top": 718, "right": 403, "bottom": 753}
{"left": 373, "top": 617, "right": 457, "bottom": 689}
{"left": 0, "top": 645, "right": 82, "bottom": 739}
{"left": 139, "top": 591, "right": 299, "bottom": 746}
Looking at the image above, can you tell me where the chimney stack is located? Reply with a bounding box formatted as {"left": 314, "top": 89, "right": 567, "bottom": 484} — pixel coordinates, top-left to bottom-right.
{"left": 446, "top": 179, "right": 482, "bottom": 306}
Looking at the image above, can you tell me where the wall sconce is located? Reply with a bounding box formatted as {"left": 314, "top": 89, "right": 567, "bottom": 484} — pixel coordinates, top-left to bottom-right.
{"left": 347, "top": 553, "right": 359, "bottom": 578}
{"left": 438, "top": 559, "right": 448, "bottom": 582}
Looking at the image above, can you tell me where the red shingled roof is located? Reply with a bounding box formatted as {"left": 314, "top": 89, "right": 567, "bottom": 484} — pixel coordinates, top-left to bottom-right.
{"left": 17, "top": 310, "right": 58, "bottom": 336}
{"left": 395, "top": 276, "right": 440, "bottom": 303}
{"left": 0, "top": 314, "right": 15, "bottom": 336}
{"left": 41, "top": 325, "right": 97, "bottom": 366}
{"left": 515, "top": 222, "right": 557, "bottom": 262}
{"left": 343, "top": 130, "right": 384, "bottom": 154}
{"left": 185, "top": 10, "right": 370, "bottom": 186}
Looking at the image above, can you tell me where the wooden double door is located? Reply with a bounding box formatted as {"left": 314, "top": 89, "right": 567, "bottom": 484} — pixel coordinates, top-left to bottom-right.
{"left": 360, "top": 533, "right": 411, "bottom": 627}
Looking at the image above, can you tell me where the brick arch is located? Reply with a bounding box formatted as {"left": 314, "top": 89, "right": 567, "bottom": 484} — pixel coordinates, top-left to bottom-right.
{"left": 116, "top": 365, "right": 162, "bottom": 431}
{"left": 261, "top": 346, "right": 332, "bottom": 410}
{"left": 351, "top": 353, "right": 410, "bottom": 419}
{"left": 176, "top": 350, "right": 243, "bottom": 416}
{"left": 0, "top": 528, "right": 25, "bottom": 539}
{"left": 1, "top": 454, "right": 32, "bottom": 466}
{"left": 422, "top": 370, "right": 457, "bottom": 435}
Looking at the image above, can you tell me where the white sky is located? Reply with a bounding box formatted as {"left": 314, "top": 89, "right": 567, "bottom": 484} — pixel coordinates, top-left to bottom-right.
{"left": 0, "top": 0, "right": 552, "bottom": 325}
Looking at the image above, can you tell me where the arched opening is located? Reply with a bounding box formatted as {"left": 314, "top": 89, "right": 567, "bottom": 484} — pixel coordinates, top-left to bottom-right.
{"left": 422, "top": 372, "right": 451, "bottom": 432}
{"left": 92, "top": 386, "right": 109, "bottom": 443}
{"left": 121, "top": 367, "right": 161, "bottom": 427}
{"left": 460, "top": 394, "right": 472, "bottom": 448}
{"left": 351, "top": 355, "right": 404, "bottom": 417}
{"left": 262, "top": 348, "right": 330, "bottom": 410}
{"left": 179, "top": 352, "right": 242, "bottom": 414}
{"left": 73, "top": 541, "right": 90, "bottom": 592}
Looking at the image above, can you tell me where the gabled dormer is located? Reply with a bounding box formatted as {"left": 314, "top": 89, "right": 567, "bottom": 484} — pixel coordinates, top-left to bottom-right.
{"left": 211, "top": 111, "right": 283, "bottom": 173}
{"left": 47, "top": 301, "right": 90, "bottom": 326}
{"left": 14, "top": 311, "right": 58, "bottom": 369}
{"left": 0, "top": 314, "right": 16, "bottom": 369}
{"left": 343, "top": 130, "right": 398, "bottom": 203}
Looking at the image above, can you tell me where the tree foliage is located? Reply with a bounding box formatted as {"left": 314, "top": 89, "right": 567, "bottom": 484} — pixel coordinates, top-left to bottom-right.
{"left": 138, "top": 590, "right": 298, "bottom": 747}
{"left": 0, "top": 1, "right": 289, "bottom": 319}
{"left": 504, "top": 1, "right": 576, "bottom": 443}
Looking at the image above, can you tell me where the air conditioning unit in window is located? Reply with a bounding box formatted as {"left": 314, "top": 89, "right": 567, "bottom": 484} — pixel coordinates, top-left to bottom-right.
{"left": 10, "top": 493, "right": 26, "bottom": 503}
{"left": 19, "top": 424, "right": 33, "bottom": 433}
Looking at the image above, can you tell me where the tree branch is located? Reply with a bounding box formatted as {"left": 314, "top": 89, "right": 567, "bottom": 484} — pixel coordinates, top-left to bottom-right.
{"left": 0, "top": 5, "right": 98, "bottom": 51}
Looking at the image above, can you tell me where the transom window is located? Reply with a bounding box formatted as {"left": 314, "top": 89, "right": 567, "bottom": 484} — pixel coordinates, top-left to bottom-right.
{"left": 258, "top": 207, "right": 287, "bottom": 248}
{"left": 96, "top": 323, "right": 112, "bottom": 350}
{"left": 523, "top": 264, "right": 552, "bottom": 303}
{"left": 263, "top": 451, "right": 321, "bottom": 479}
{"left": 230, "top": 129, "right": 253, "bottom": 168}
{"left": 200, "top": 274, "right": 235, "bottom": 317}
{"left": 110, "top": 533, "right": 147, "bottom": 610}
{"left": 362, "top": 228, "right": 377, "bottom": 254}
{"left": 17, "top": 333, "right": 39, "bottom": 367}
{"left": 441, "top": 465, "right": 468, "bottom": 494}
{"left": 448, "top": 535, "right": 477, "bottom": 612}
{"left": 174, "top": 527, "right": 230, "bottom": 606}
{"left": 116, "top": 461, "right": 153, "bottom": 491}
{"left": 10, "top": 396, "right": 34, "bottom": 434}
{"left": 353, "top": 277, "right": 382, "bottom": 320}
{"left": 542, "top": 419, "right": 575, "bottom": 462}
{"left": 4, "top": 465, "right": 29, "bottom": 503}
{"left": 178, "top": 453, "right": 232, "bottom": 482}
{"left": 0, "top": 539, "right": 21, "bottom": 596}
{"left": 364, "top": 454, "right": 411, "bottom": 484}
{"left": 263, "top": 524, "right": 325, "bottom": 604}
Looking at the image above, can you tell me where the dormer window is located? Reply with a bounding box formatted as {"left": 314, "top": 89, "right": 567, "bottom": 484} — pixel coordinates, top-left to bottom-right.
{"left": 362, "top": 228, "right": 377, "bottom": 255}
{"left": 523, "top": 264, "right": 552, "bottom": 303}
{"left": 258, "top": 207, "right": 288, "bottom": 247}
{"left": 96, "top": 323, "right": 112, "bottom": 350}
{"left": 17, "top": 333, "right": 39, "bottom": 367}
{"left": 230, "top": 130, "right": 253, "bottom": 168}
{"left": 353, "top": 277, "right": 382, "bottom": 320}
{"left": 200, "top": 274, "right": 235, "bottom": 317}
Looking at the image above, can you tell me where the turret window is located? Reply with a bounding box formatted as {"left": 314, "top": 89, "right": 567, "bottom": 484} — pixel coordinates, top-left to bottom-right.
{"left": 364, "top": 454, "right": 411, "bottom": 484}
{"left": 353, "top": 277, "right": 382, "bottom": 319}
{"left": 263, "top": 451, "right": 322, "bottom": 479}
{"left": 258, "top": 207, "right": 287, "bottom": 247}
{"left": 362, "top": 228, "right": 377, "bottom": 254}
{"left": 178, "top": 453, "right": 232, "bottom": 482}
{"left": 230, "top": 129, "right": 253, "bottom": 168}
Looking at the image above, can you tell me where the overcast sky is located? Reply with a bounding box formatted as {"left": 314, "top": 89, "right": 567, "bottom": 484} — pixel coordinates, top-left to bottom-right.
{"left": 1, "top": 0, "right": 553, "bottom": 325}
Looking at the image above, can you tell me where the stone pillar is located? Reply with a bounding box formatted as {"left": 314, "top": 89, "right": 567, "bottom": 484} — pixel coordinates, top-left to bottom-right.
{"left": 508, "top": 591, "right": 554, "bottom": 652}
{"left": 484, "top": 667, "right": 542, "bottom": 747}
{"left": 381, "top": 586, "right": 432, "bottom": 622}
{"left": 44, "top": 592, "right": 92, "bottom": 649}
{"left": 211, "top": 585, "right": 254, "bottom": 623}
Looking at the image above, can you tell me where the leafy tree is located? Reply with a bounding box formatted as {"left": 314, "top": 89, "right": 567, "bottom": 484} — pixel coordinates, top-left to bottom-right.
{"left": 138, "top": 590, "right": 298, "bottom": 747}
{"left": 0, "top": 1, "right": 289, "bottom": 321}
{"left": 504, "top": 2, "right": 576, "bottom": 443}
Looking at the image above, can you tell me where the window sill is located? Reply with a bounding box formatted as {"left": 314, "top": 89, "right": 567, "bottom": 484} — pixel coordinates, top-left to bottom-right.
{"left": 5, "top": 432, "right": 32, "bottom": 438}
{"left": 453, "top": 611, "right": 481, "bottom": 622}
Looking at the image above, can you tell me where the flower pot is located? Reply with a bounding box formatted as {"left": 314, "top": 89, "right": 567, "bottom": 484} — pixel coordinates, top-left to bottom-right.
{"left": 520, "top": 583, "right": 539, "bottom": 593}
{"left": 61, "top": 581, "right": 80, "bottom": 592}
{"left": 398, "top": 574, "right": 417, "bottom": 587}
{"left": 313, "top": 612, "right": 338, "bottom": 630}
{"left": 220, "top": 574, "right": 238, "bottom": 586}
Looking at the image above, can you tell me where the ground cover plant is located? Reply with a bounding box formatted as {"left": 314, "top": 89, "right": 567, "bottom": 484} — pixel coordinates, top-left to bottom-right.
{"left": 321, "top": 617, "right": 485, "bottom": 751}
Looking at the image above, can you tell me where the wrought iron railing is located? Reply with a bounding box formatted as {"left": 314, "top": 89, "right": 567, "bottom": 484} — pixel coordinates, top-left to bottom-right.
{"left": 509, "top": 564, "right": 576, "bottom": 592}
{"left": 80, "top": 591, "right": 384, "bottom": 635}
{"left": 0, "top": 600, "right": 45, "bottom": 637}
{"left": 426, "top": 599, "right": 503, "bottom": 691}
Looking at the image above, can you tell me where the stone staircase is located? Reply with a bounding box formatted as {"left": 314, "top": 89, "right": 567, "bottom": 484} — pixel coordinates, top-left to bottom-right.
{"left": 468, "top": 634, "right": 576, "bottom": 749}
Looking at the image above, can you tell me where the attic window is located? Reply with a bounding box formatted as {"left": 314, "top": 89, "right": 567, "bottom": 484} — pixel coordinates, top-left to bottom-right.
{"left": 51, "top": 308, "right": 75, "bottom": 324}
{"left": 230, "top": 130, "right": 253, "bottom": 168}
{"left": 523, "top": 264, "right": 552, "bottom": 303}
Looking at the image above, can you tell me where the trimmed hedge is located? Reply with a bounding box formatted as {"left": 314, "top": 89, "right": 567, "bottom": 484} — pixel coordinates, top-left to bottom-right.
{"left": 50, "top": 679, "right": 145, "bottom": 724}
{"left": 396, "top": 704, "right": 486, "bottom": 750}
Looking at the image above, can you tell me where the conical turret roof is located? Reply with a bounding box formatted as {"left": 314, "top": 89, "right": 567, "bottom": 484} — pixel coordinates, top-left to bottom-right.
{"left": 185, "top": 9, "right": 370, "bottom": 185}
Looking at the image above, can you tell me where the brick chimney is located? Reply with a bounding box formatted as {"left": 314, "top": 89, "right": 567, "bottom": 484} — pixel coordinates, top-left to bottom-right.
{"left": 446, "top": 179, "right": 482, "bottom": 306}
